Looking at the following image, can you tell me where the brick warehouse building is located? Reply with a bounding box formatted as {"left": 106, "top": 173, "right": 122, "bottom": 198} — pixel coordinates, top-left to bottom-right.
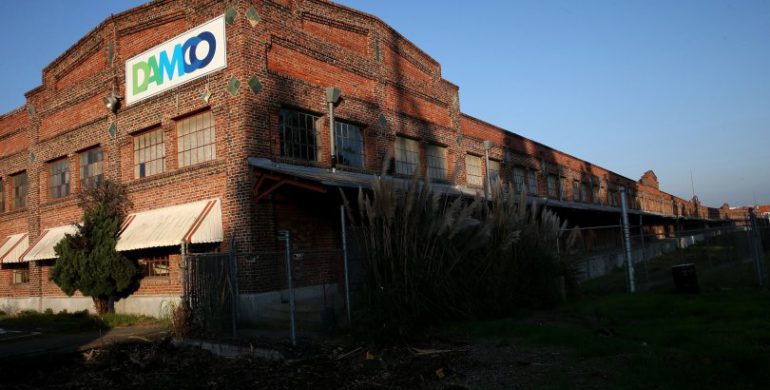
{"left": 0, "top": 0, "right": 740, "bottom": 319}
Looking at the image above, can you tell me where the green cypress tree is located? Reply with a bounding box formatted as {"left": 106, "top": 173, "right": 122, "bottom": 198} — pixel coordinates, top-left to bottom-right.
{"left": 50, "top": 180, "right": 137, "bottom": 314}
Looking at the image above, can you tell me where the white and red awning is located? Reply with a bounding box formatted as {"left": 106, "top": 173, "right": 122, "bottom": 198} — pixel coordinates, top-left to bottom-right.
{"left": 0, "top": 233, "right": 30, "bottom": 264}
{"left": 13, "top": 198, "right": 222, "bottom": 261}
{"left": 22, "top": 225, "right": 78, "bottom": 261}
{"left": 115, "top": 198, "right": 222, "bottom": 252}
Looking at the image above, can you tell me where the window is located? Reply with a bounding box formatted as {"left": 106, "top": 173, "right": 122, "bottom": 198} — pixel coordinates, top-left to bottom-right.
{"left": 279, "top": 109, "right": 317, "bottom": 161}
{"left": 134, "top": 128, "right": 166, "bottom": 178}
{"left": 395, "top": 137, "right": 420, "bottom": 175}
{"left": 335, "top": 121, "right": 364, "bottom": 167}
{"left": 466, "top": 154, "right": 483, "bottom": 187}
{"left": 49, "top": 158, "right": 70, "bottom": 199}
{"left": 580, "top": 183, "right": 589, "bottom": 203}
{"left": 527, "top": 170, "right": 538, "bottom": 194}
{"left": 140, "top": 256, "right": 170, "bottom": 277}
{"left": 178, "top": 111, "right": 216, "bottom": 167}
{"left": 560, "top": 177, "right": 567, "bottom": 200}
{"left": 80, "top": 147, "right": 103, "bottom": 189}
{"left": 572, "top": 181, "right": 580, "bottom": 201}
{"left": 425, "top": 144, "right": 448, "bottom": 180}
{"left": 12, "top": 269, "right": 29, "bottom": 284}
{"left": 547, "top": 175, "right": 558, "bottom": 198}
{"left": 0, "top": 179, "right": 4, "bottom": 212}
{"left": 512, "top": 166, "right": 525, "bottom": 193}
{"left": 12, "top": 172, "right": 27, "bottom": 209}
{"left": 593, "top": 185, "right": 599, "bottom": 204}
{"left": 488, "top": 160, "right": 501, "bottom": 185}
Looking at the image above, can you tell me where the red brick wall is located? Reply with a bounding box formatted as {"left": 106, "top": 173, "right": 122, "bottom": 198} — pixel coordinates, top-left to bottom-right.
{"left": 301, "top": 14, "right": 369, "bottom": 56}
{"left": 0, "top": 0, "right": 735, "bottom": 304}
{"left": 267, "top": 43, "right": 375, "bottom": 101}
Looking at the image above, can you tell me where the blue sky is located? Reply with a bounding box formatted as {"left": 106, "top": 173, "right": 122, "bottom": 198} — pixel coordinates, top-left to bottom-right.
{"left": 1, "top": 0, "right": 768, "bottom": 207}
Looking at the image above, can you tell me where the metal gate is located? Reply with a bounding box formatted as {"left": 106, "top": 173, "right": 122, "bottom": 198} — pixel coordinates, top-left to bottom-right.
{"left": 183, "top": 248, "right": 238, "bottom": 336}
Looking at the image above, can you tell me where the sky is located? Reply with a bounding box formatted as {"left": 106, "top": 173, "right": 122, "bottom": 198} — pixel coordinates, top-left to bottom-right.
{"left": 1, "top": 0, "right": 768, "bottom": 207}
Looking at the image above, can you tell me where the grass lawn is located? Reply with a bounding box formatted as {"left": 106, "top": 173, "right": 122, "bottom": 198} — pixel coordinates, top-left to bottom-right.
{"left": 445, "top": 231, "right": 770, "bottom": 389}
{"left": 0, "top": 310, "right": 164, "bottom": 333}
{"left": 445, "top": 277, "right": 770, "bottom": 388}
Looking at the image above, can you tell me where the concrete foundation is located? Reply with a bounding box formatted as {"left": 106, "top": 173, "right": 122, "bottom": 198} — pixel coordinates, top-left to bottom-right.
{"left": 0, "top": 295, "right": 180, "bottom": 318}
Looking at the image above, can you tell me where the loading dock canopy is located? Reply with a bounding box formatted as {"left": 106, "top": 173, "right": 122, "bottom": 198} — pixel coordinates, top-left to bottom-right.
{"left": 115, "top": 198, "right": 222, "bottom": 252}
{"left": 22, "top": 225, "right": 78, "bottom": 261}
{"left": 0, "top": 233, "right": 29, "bottom": 264}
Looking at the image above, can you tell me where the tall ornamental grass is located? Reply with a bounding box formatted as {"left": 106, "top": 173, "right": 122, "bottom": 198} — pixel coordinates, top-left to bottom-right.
{"left": 344, "top": 176, "right": 577, "bottom": 338}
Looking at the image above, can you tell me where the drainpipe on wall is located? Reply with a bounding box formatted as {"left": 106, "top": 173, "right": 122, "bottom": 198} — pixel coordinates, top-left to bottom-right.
{"left": 483, "top": 140, "right": 493, "bottom": 197}
{"left": 326, "top": 87, "right": 342, "bottom": 173}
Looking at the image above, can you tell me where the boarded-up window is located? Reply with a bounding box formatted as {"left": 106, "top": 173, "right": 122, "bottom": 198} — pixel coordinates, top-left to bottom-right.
{"left": 395, "top": 137, "right": 420, "bottom": 175}
{"left": 425, "top": 144, "right": 448, "bottom": 180}
{"left": 50, "top": 158, "right": 70, "bottom": 199}
{"left": 178, "top": 111, "right": 216, "bottom": 167}
{"left": 79, "top": 147, "right": 104, "bottom": 189}
{"left": 466, "top": 154, "right": 483, "bottom": 187}
{"left": 12, "top": 172, "right": 27, "bottom": 209}
{"left": 134, "top": 128, "right": 166, "bottom": 178}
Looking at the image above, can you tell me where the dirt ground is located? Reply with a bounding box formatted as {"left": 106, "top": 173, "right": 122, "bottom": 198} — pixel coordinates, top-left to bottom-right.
{"left": 0, "top": 336, "right": 606, "bottom": 389}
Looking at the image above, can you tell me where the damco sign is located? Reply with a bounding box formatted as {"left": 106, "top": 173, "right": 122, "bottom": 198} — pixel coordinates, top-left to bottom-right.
{"left": 125, "top": 15, "right": 227, "bottom": 106}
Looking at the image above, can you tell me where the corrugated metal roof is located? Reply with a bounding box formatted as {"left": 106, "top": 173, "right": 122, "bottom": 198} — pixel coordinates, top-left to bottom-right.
{"left": 247, "top": 157, "right": 478, "bottom": 197}
{"left": 22, "top": 225, "right": 79, "bottom": 261}
{"left": 0, "top": 233, "right": 29, "bottom": 264}
{"left": 248, "top": 158, "right": 713, "bottom": 221}
{"left": 115, "top": 198, "right": 223, "bottom": 252}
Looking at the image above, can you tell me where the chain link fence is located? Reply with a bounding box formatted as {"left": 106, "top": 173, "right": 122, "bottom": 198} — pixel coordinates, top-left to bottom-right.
{"left": 561, "top": 214, "right": 770, "bottom": 293}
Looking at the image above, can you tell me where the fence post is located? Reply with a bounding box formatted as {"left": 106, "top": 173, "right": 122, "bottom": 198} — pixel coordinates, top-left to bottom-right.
{"left": 639, "top": 214, "right": 648, "bottom": 283}
{"left": 278, "top": 230, "right": 296, "bottom": 345}
{"left": 181, "top": 240, "right": 189, "bottom": 307}
{"left": 229, "top": 237, "right": 238, "bottom": 337}
{"left": 340, "top": 205, "right": 352, "bottom": 326}
{"left": 748, "top": 208, "right": 767, "bottom": 287}
{"left": 620, "top": 187, "right": 636, "bottom": 292}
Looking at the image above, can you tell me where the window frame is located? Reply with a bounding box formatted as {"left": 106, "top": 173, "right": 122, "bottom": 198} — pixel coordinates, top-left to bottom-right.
{"left": 527, "top": 170, "right": 538, "bottom": 195}
{"left": 177, "top": 110, "right": 216, "bottom": 168}
{"left": 140, "top": 256, "right": 171, "bottom": 278}
{"left": 12, "top": 268, "right": 29, "bottom": 285}
{"left": 79, "top": 147, "right": 104, "bottom": 189}
{"left": 134, "top": 127, "right": 167, "bottom": 178}
{"left": 546, "top": 175, "right": 558, "bottom": 198}
{"left": 572, "top": 180, "right": 580, "bottom": 201}
{"left": 12, "top": 171, "right": 28, "bottom": 210}
{"left": 279, "top": 109, "right": 318, "bottom": 162}
{"left": 425, "top": 144, "right": 448, "bottom": 181}
{"left": 395, "top": 136, "right": 421, "bottom": 176}
{"left": 334, "top": 120, "right": 364, "bottom": 168}
{"left": 0, "top": 178, "right": 5, "bottom": 212}
{"left": 512, "top": 166, "right": 525, "bottom": 193}
{"left": 49, "top": 158, "right": 71, "bottom": 200}
{"left": 465, "top": 154, "right": 483, "bottom": 187}
{"left": 487, "top": 160, "right": 502, "bottom": 186}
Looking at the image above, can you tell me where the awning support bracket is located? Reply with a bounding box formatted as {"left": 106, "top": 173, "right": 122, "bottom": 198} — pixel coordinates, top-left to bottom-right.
{"left": 253, "top": 172, "right": 327, "bottom": 202}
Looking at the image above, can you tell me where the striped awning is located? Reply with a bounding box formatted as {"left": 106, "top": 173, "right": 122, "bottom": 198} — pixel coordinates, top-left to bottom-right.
{"left": 115, "top": 198, "right": 222, "bottom": 252}
{"left": 0, "top": 233, "right": 29, "bottom": 264}
{"left": 22, "top": 225, "right": 79, "bottom": 261}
